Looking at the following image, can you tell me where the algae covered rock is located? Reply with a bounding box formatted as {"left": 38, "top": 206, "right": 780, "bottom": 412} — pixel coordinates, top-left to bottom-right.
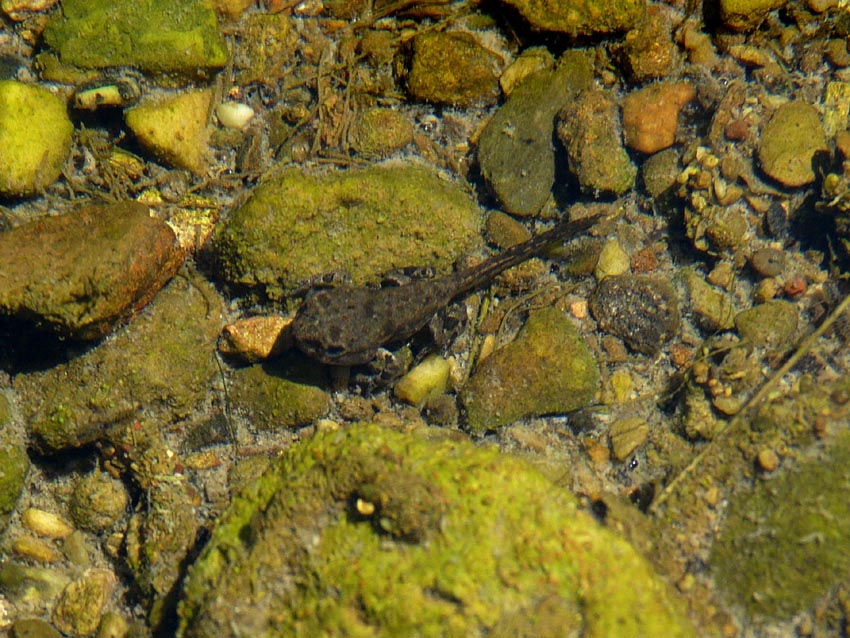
{"left": 0, "top": 80, "right": 73, "bottom": 197}
{"left": 0, "top": 201, "right": 184, "bottom": 339}
{"left": 125, "top": 89, "right": 213, "bottom": 174}
{"left": 461, "top": 307, "right": 599, "bottom": 433}
{"left": 44, "top": 0, "right": 227, "bottom": 75}
{"left": 757, "top": 101, "right": 828, "bottom": 187}
{"left": 213, "top": 164, "right": 482, "bottom": 299}
{"left": 405, "top": 31, "right": 502, "bottom": 107}
{"left": 498, "top": 0, "right": 644, "bottom": 35}
{"left": 712, "top": 427, "right": 850, "bottom": 619}
{"left": 178, "top": 423, "right": 696, "bottom": 638}
{"left": 15, "top": 274, "right": 223, "bottom": 453}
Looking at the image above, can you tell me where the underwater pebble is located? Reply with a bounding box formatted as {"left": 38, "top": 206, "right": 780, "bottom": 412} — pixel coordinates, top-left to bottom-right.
{"left": 10, "top": 618, "right": 63, "bottom": 638}
{"left": 215, "top": 101, "right": 254, "bottom": 130}
{"left": 609, "top": 417, "right": 650, "bottom": 461}
{"left": 757, "top": 448, "right": 780, "bottom": 472}
{"left": 69, "top": 472, "right": 129, "bottom": 533}
{"left": 498, "top": 0, "right": 644, "bottom": 35}
{"left": 758, "top": 101, "right": 828, "bottom": 187}
{"left": 405, "top": 31, "right": 501, "bottom": 107}
{"left": 394, "top": 354, "right": 452, "bottom": 406}
{"left": 589, "top": 275, "right": 680, "bottom": 355}
{"left": 734, "top": 300, "right": 798, "bottom": 348}
{"left": 594, "top": 238, "right": 631, "bottom": 280}
{"left": 349, "top": 107, "right": 414, "bottom": 157}
{"left": 11, "top": 536, "right": 62, "bottom": 563}
{"left": 219, "top": 315, "right": 291, "bottom": 363}
{"left": 21, "top": 508, "right": 74, "bottom": 540}
{"left": 750, "top": 247, "right": 785, "bottom": 277}
{"left": 622, "top": 81, "right": 695, "bottom": 154}
{"left": 52, "top": 568, "right": 116, "bottom": 637}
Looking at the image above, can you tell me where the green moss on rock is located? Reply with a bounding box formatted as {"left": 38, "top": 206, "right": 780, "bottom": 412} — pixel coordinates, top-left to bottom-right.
{"left": 462, "top": 307, "right": 599, "bottom": 433}
{"left": 178, "top": 423, "right": 696, "bottom": 638}
{"left": 44, "top": 0, "right": 227, "bottom": 75}
{"left": 213, "top": 164, "right": 482, "bottom": 299}
{"left": 712, "top": 427, "right": 850, "bottom": 619}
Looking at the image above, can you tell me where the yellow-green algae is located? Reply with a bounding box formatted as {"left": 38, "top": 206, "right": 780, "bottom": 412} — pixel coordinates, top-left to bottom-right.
{"left": 178, "top": 423, "right": 695, "bottom": 638}
{"left": 0, "top": 80, "right": 73, "bottom": 197}
{"left": 214, "top": 164, "right": 482, "bottom": 299}
{"left": 44, "top": 0, "right": 227, "bottom": 75}
{"left": 711, "top": 402, "right": 850, "bottom": 619}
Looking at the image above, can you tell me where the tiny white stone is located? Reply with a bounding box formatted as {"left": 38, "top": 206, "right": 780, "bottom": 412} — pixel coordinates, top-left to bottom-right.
{"left": 216, "top": 101, "right": 255, "bottom": 130}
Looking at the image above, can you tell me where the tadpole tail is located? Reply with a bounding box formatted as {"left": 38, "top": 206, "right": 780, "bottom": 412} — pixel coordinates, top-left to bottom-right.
{"left": 456, "top": 213, "right": 603, "bottom": 295}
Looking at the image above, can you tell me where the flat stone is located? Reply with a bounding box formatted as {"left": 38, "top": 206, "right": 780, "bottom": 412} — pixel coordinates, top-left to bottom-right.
{"left": 498, "top": 0, "right": 644, "bottom": 35}
{"left": 43, "top": 0, "right": 227, "bottom": 75}
{"left": 461, "top": 307, "right": 599, "bottom": 433}
{"left": 0, "top": 201, "right": 184, "bottom": 340}
{"left": 478, "top": 50, "right": 593, "bottom": 216}
{"left": 734, "top": 300, "right": 798, "bottom": 348}
{"left": 758, "top": 101, "right": 828, "bottom": 187}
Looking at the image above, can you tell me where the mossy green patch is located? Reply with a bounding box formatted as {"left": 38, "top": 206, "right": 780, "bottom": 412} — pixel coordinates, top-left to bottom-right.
{"left": 229, "top": 356, "right": 331, "bottom": 429}
{"left": 44, "top": 0, "right": 227, "bottom": 75}
{"left": 14, "top": 275, "right": 223, "bottom": 452}
{"left": 213, "top": 164, "right": 482, "bottom": 299}
{"left": 0, "top": 80, "right": 73, "bottom": 197}
{"left": 0, "top": 445, "right": 29, "bottom": 516}
{"left": 178, "top": 423, "right": 695, "bottom": 638}
{"left": 712, "top": 427, "right": 850, "bottom": 619}
{"left": 462, "top": 307, "right": 599, "bottom": 432}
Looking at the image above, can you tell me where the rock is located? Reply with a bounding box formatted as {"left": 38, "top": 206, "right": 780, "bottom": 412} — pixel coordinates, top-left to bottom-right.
{"left": 679, "top": 269, "right": 735, "bottom": 330}
{"left": 719, "top": 0, "right": 788, "bottom": 31}
{"left": 484, "top": 211, "right": 532, "bottom": 248}
{"left": 461, "top": 307, "right": 599, "bottom": 433}
{"left": 498, "top": 0, "right": 644, "bottom": 35}
{"left": 125, "top": 89, "right": 213, "bottom": 174}
{"left": 11, "top": 618, "right": 62, "bottom": 638}
{"left": 229, "top": 357, "right": 331, "bottom": 430}
{"left": 621, "top": 7, "right": 680, "bottom": 81}
{"left": 0, "top": 80, "right": 73, "bottom": 197}
{"left": 478, "top": 50, "right": 593, "bottom": 216}
{"left": 43, "top": 0, "right": 227, "bottom": 74}
{"left": 213, "top": 164, "right": 482, "bottom": 299}
{"left": 349, "top": 107, "right": 414, "bottom": 157}
{"left": 712, "top": 427, "right": 850, "bottom": 618}
{"left": 52, "top": 568, "right": 116, "bottom": 637}
{"left": 69, "top": 472, "right": 129, "bottom": 533}
{"left": 219, "top": 315, "right": 291, "bottom": 363}
{"left": 622, "top": 81, "right": 695, "bottom": 154}
{"left": 594, "top": 238, "right": 631, "bottom": 280}
{"left": 734, "top": 300, "right": 798, "bottom": 348}
{"left": 757, "top": 101, "right": 828, "bottom": 187}
{"left": 393, "top": 354, "right": 452, "bottom": 406}
{"left": 750, "top": 247, "right": 785, "bottom": 277}
{"left": 178, "top": 423, "right": 697, "bottom": 638}
{"left": 15, "top": 274, "right": 223, "bottom": 453}
{"left": 556, "top": 88, "right": 636, "bottom": 195}
{"left": 499, "top": 46, "right": 554, "bottom": 96}
{"left": 0, "top": 201, "right": 184, "bottom": 340}
{"left": 405, "top": 31, "right": 502, "bottom": 107}
{"left": 609, "top": 416, "right": 650, "bottom": 461}
{"left": 641, "top": 148, "right": 681, "bottom": 198}
{"left": 0, "top": 444, "right": 28, "bottom": 518}
{"left": 589, "top": 275, "right": 680, "bottom": 355}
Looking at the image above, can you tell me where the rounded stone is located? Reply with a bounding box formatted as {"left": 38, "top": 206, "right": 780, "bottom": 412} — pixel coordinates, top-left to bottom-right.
{"left": 757, "top": 101, "right": 828, "bottom": 187}
{"left": 0, "top": 80, "right": 73, "bottom": 197}
{"left": 69, "top": 472, "right": 129, "bottom": 533}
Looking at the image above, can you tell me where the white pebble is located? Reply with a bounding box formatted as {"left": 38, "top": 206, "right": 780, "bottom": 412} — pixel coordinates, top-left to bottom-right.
{"left": 216, "top": 101, "right": 255, "bottom": 130}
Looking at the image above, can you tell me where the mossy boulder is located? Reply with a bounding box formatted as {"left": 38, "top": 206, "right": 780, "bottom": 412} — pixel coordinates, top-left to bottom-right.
{"left": 213, "top": 164, "right": 482, "bottom": 299}
{"left": 44, "top": 0, "right": 227, "bottom": 75}
{"left": 178, "top": 423, "right": 696, "bottom": 638}
{"left": 712, "top": 427, "right": 850, "bottom": 619}
{"left": 0, "top": 80, "right": 73, "bottom": 197}
{"left": 497, "top": 0, "right": 644, "bottom": 35}
{"left": 461, "top": 307, "right": 599, "bottom": 433}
